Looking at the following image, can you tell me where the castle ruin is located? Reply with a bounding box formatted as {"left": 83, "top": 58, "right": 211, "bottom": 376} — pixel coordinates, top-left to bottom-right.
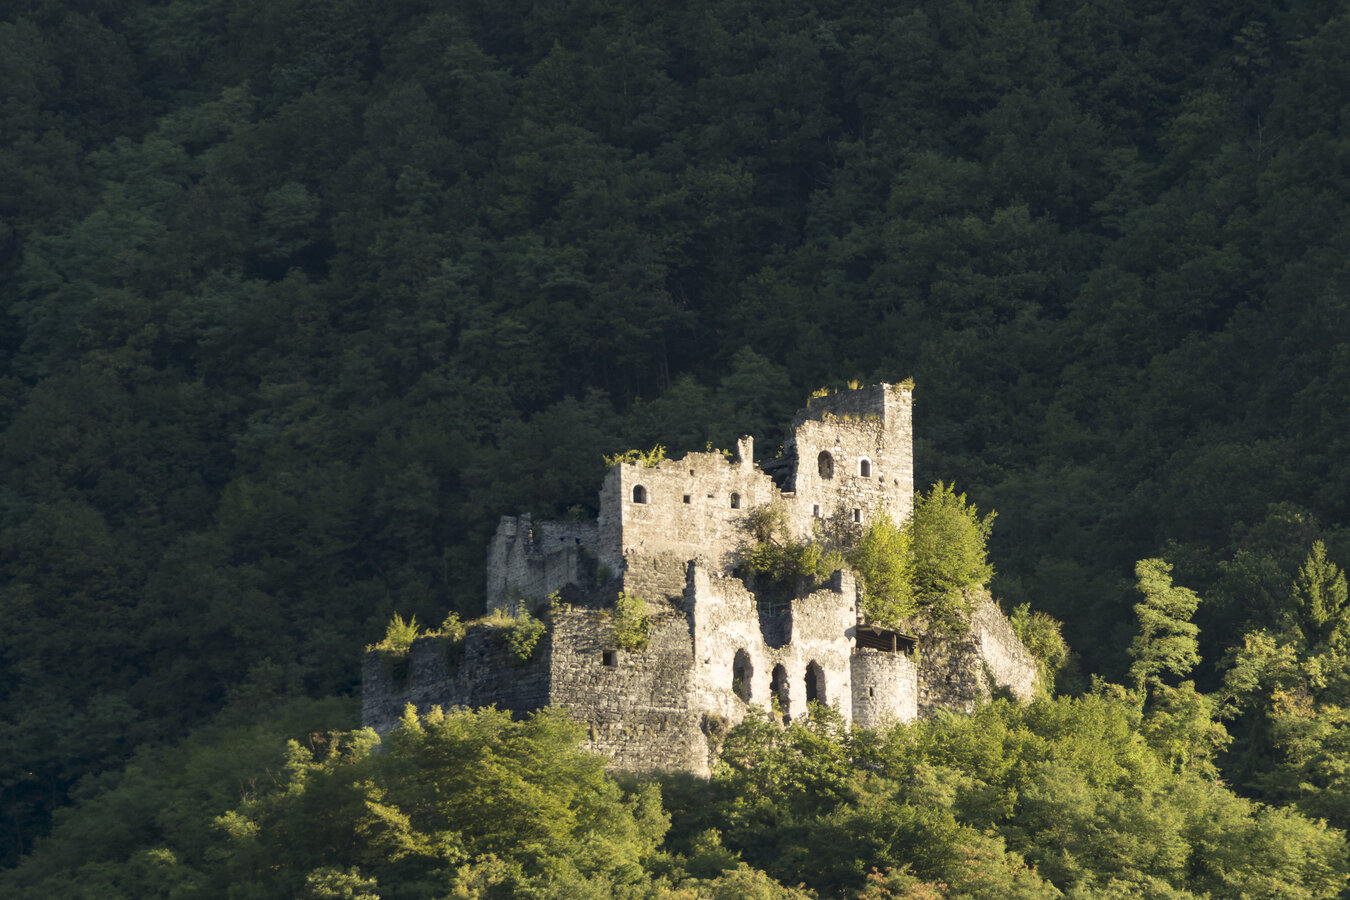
{"left": 362, "top": 382, "right": 1038, "bottom": 775}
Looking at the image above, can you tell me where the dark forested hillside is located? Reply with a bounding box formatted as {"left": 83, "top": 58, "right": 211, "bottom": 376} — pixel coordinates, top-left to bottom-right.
{"left": 5, "top": 0, "right": 1350, "bottom": 884}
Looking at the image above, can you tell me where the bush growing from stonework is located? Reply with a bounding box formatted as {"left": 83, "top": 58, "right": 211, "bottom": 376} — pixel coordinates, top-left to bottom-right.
{"left": 481, "top": 610, "right": 547, "bottom": 663}
{"left": 367, "top": 613, "right": 419, "bottom": 655}
{"left": 1008, "top": 603, "right": 1069, "bottom": 692}
{"left": 741, "top": 503, "right": 832, "bottom": 588}
{"left": 849, "top": 512, "right": 916, "bottom": 627}
{"left": 907, "top": 482, "right": 995, "bottom": 614}
{"left": 613, "top": 590, "right": 651, "bottom": 651}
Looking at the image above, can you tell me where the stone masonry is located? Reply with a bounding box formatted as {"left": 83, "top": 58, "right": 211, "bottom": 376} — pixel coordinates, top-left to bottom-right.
{"left": 362, "top": 382, "right": 1039, "bottom": 776}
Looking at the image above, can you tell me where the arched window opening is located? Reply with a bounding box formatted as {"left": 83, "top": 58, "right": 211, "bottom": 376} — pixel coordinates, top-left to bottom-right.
{"left": 632, "top": 484, "right": 647, "bottom": 504}
{"left": 806, "top": 661, "right": 825, "bottom": 705}
{"left": 732, "top": 650, "right": 752, "bottom": 701}
{"left": 817, "top": 451, "right": 834, "bottom": 479}
{"left": 730, "top": 492, "right": 741, "bottom": 509}
{"left": 770, "top": 664, "right": 790, "bottom": 722}
{"left": 860, "top": 459, "right": 872, "bottom": 477}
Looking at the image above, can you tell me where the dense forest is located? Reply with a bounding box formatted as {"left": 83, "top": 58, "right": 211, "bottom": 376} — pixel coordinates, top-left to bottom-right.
{"left": 5, "top": 0, "right": 1350, "bottom": 895}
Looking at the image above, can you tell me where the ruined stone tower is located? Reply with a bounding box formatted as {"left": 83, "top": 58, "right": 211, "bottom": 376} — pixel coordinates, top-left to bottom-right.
{"left": 362, "top": 382, "right": 1037, "bottom": 775}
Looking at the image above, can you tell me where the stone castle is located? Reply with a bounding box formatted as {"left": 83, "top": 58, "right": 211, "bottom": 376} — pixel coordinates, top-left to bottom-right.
{"left": 362, "top": 382, "right": 1038, "bottom": 775}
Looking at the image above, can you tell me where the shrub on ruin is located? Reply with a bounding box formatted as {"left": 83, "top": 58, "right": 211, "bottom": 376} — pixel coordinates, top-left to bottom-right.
{"left": 368, "top": 613, "right": 419, "bottom": 655}
{"left": 483, "top": 610, "right": 547, "bottom": 664}
{"left": 613, "top": 591, "right": 651, "bottom": 651}
{"left": 907, "top": 481, "right": 995, "bottom": 612}
{"left": 742, "top": 502, "right": 829, "bottom": 586}
{"left": 848, "top": 513, "right": 916, "bottom": 627}
{"left": 1009, "top": 603, "right": 1068, "bottom": 692}
{"left": 603, "top": 444, "right": 667, "bottom": 467}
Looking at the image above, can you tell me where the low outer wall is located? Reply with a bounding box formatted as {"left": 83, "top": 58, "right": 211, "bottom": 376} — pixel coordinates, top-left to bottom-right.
{"left": 361, "top": 630, "right": 551, "bottom": 735}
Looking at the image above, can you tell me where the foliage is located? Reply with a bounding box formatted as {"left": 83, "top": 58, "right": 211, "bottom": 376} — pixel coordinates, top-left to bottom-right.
{"left": 699, "top": 693, "right": 1349, "bottom": 899}
{"left": 907, "top": 483, "right": 995, "bottom": 614}
{"left": 1008, "top": 603, "right": 1069, "bottom": 692}
{"left": 9, "top": 0, "right": 1350, "bottom": 865}
{"left": 484, "top": 610, "right": 547, "bottom": 664}
{"left": 433, "top": 611, "right": 466, "bottom": 643}
{"left": 1129, "top": 559, "right": 1202, "bottom": 690}
{"left": 367, "top": 613, "right": 419, "bottom": 655}
{"left": 1294, "top": 541, "right": 1350, "bottom": 651}
{"left": 849, "top": 512, "right": 916, "bottom": 627}
{"left": 604, "top": 445, "right": 668, "bottom": 468}
{"left": 613, "top": 590, "right": 652, "bottom": 652}
{"left": 741, "top": 502, "right": 834, "bottom": 588}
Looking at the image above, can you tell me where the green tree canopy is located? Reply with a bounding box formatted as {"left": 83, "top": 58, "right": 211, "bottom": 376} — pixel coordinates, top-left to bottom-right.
{"left": 1129, "top": 559, "right": 1202, "bottom": 690}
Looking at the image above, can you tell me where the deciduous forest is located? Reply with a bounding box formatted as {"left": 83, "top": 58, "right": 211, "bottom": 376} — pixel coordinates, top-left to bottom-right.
{"left": 4, "top": 0, "right": 1350, "bottom": 896}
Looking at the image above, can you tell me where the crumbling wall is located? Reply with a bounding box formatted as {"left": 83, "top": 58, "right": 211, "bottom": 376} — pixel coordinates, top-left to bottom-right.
{"left": 486, "top": 515, "right": 598, "bottom": 614}
{"left": 546, "top": 606, "right": 707, "bottom": 774}
{"left": 851, "top": 650, "right": 919, "bottom": 728}
{"left": 686, "top": 564, "right": 858, "bottom": 727}
{"left": 621, "top": 552, "right": 689, "bottom": 605}
{"left": 783, "top": 383, "right": 913, "bottom": 538}
{"left": 361, "top": 629, "right": 551, "bottom": 736}
{"left": 907, "top": 593, "right": 1041, "bottom": 715}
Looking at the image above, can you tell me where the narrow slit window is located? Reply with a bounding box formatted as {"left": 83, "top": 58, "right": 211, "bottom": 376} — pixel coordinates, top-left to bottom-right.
{"left": 853, "top": 508, "right": 861, "bottom": 523}
{"left": 730, "top": 493, "right": 740, "bottom": 509}
{"left": 812, "top": 504, "right": 820, "bottom": 518}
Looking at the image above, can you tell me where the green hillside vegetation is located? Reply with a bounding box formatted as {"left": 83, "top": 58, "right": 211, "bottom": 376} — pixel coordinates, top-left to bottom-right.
{"left": 5, "top": 0, "right": 1350, "bottom": 890}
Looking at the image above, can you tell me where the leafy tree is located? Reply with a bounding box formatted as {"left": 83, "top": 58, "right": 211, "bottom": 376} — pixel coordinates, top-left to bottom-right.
{"left": 1129, "top": 559, "right": 1202, "bottom": 690}
{"left": 850, "top": 512, "right": 916, "bottom": 627}
{"left": 906, "top": 482, "right": 996, "bottom": 618}
{"left": 1008, "top": 603, "right": 1070, "bottom": 692}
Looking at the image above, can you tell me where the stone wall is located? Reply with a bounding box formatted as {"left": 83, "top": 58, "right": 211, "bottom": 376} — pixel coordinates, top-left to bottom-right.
{"left": 361, "top": 628, "right": 551, "bottom": 735}
{"left": 782, "top": 383, "right": 913, "bottom": 538}
{"left": 486, "top": 514, "right": 598, "bottom": 614}
{"left": 851, "top": 649, "right": 919, "bottom": 728}
{"left": 907, "top": 593, "right": 1042, "bottom": 715}
{"left": 598, "top": 448, "right": 778, "bottom": 573}
{"left": 970, "top": 595, "right": 1039, "bottom": 701}
{"left": 687, "top": 563, "right": 859, "bottom": 726}
{"left": 547, "top": 606, "right": 707, "bottom": 774}
{"left": 621, "top": 552, "right": 690, "bottom": 606}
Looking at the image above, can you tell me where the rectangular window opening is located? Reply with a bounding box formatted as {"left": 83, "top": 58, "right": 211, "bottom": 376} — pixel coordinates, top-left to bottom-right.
{"left": 852, "top": 508, "right": 861, "bottom": 523}
{"left": 602, "top": 650, "right": 618, "bottom": 667}
{"left": 683, "top": 494, "right": 691, "bottom": 504}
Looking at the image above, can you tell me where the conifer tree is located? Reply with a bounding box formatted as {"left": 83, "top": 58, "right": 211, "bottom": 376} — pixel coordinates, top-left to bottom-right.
{"left": 1294, "top": 540, "right": 1350, "bottom": 651}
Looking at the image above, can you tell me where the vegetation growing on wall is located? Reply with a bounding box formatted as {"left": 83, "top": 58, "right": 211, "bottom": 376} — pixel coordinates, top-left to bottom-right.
{"left": 611, "top": 591, "right": 652, "bottom": 652}
{"left": 602, "top": 445, "right": 668, "bottom": 468}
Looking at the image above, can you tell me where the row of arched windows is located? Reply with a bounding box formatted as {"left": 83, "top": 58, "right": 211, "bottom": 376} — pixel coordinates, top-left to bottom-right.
{"left": 817, "top": 451, "right": 872, "bottom": 479}
{"left": 731, "top": 651, "right": 826, "bottom": 720}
